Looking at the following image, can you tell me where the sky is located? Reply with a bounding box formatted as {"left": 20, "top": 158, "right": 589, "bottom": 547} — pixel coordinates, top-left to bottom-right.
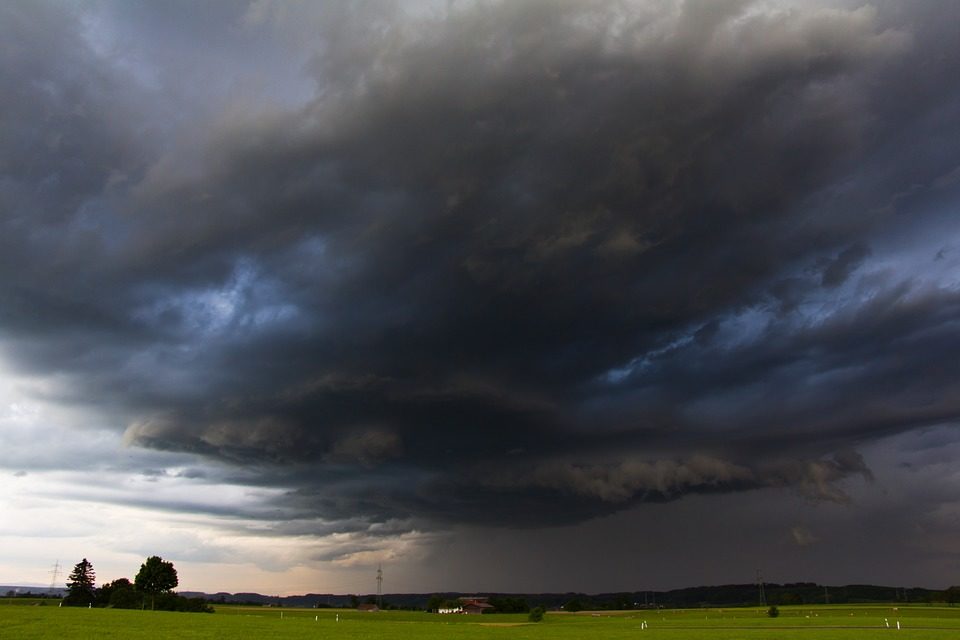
{"left": 1, "top": 0, "right": 960, "bottom": 596}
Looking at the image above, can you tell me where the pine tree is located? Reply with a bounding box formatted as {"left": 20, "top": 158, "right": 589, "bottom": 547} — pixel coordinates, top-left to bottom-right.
{"left": 65, "top": 558, "right": 96, "bottom": 606}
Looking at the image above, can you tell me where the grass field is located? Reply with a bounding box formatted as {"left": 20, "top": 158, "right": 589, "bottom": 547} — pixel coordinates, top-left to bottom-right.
{"left": 2, "top": 602, "right": 960, "bottom": 639}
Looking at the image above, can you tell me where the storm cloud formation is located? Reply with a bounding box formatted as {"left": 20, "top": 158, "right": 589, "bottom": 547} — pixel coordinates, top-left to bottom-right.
{"left": 3, "top": 0, "right": 960, "bottom": 575}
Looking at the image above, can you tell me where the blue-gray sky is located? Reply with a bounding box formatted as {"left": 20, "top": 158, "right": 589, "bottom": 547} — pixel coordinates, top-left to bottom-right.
{"left": 2, "top": 0, "right": 960, "bottom": 595}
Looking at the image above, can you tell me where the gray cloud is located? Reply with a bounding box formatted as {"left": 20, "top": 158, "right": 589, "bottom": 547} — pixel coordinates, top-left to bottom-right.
{"left": 486, "top": 451, "right": 873, "bottom": 506}
{"left": 2, "top": 0, "right": 960, "bottom": 563}
{"left": 820, "top": 243, "right": 872, "bottom": 288}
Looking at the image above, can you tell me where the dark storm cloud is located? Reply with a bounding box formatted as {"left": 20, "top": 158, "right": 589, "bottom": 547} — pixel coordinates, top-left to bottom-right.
{"left": 3, "top": 0, "right": 960, "bottom": 535}
{"left": 819, "top": 243, "right": 872, "bottom": 288}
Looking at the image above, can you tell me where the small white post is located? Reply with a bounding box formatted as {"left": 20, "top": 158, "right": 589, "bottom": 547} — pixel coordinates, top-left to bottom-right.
{"left": 897, "top": 621, "right": 901, "bottom": 630}
{"left": 281, "top": 611, "right": 284, "bottom": 620}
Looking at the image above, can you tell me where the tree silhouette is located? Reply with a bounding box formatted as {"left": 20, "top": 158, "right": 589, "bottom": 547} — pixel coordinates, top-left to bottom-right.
{"left": 65, "top": 558, "right": 96, "bottom": 606}
{"left": 134, "top": 556, "right": 178, "bottom": 610}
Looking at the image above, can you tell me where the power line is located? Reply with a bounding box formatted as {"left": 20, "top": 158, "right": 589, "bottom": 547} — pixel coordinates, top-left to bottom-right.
{"left": 49, "top": 560, "right": 61, "bottom": 595}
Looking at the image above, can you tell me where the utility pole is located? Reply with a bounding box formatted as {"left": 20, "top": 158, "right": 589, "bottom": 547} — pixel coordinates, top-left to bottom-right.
{"left": 48, "top": 560, "right": 61, "bottom": 595}
{"left": 376, "top": 564, "right": 383, "bottom": 609}
{"left": 824, "top": 586, "right": 829, "bottom": 604}
{"left": 756, "top": 570, "right": 766, "bottom": 607}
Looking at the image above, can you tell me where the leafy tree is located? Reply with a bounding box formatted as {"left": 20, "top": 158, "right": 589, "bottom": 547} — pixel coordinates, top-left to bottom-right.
{"left": 528, "top": 606, "right": 545, "bottom": 622}
{"left": 64, "top": 558, "right": 96, "bottom": 606}
{"left": 134, "top": 556, "right": 178, "bottom": 610}
{"left": 110, "top": 585, "right": 142, "bottom": 609}
{"left": 563, "top": 598, "right": 583, "bottom": 612}
{"left": 97, "top": 578, "right": 138, "bottom": 609}
{"left": 96, "top": 578, "right": 128, "bottom": 607}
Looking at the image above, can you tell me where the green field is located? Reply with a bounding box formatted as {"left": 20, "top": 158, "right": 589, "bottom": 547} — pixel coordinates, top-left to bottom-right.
{"left": 2, "top": 603, "right": 960, "bottom": 639}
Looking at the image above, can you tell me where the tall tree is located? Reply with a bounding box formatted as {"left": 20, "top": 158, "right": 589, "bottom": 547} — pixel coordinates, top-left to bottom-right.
{"left": 65, "top": 558, "right": 96, "bottom": 606}
{"left": 134, "top": 556, "right": 178, "bottom": 610}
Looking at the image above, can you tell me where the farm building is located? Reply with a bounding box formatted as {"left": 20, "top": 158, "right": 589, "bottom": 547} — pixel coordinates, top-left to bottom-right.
{"left": 459, "top": 597, "right": 493, "bottom": 614}
{"left": 437, "top": 596, "right": 494, "bottom": 614}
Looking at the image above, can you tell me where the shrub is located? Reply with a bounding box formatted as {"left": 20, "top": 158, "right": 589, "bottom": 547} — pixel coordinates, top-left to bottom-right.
{"left": 528, "top": 606, "right": 545, "bottom": 622}
{"left": 153, "top": 592, "right": 214, "bottom": 613}
{"left": 767, "top": 605, "right": 780, "bottom": 618}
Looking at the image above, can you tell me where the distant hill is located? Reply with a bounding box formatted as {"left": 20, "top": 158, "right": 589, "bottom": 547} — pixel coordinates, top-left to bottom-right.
{"left": 1, "top": 586, "right": 66, "bottom": 597}
{"left": 177, "top": 583, "right": 949, "bottom": 610}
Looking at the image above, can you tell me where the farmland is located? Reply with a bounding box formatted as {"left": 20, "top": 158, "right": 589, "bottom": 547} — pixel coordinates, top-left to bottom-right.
{"left": 2, "top": 602, "right": 960, "bottom": 640}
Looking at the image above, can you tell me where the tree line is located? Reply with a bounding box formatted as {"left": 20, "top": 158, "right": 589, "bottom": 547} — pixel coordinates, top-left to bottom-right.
{"left": 64, "top": 556, "right": 211, "bottom": 613}
{"left": 420, "top": 584, "right": 960, "bottom": 612}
